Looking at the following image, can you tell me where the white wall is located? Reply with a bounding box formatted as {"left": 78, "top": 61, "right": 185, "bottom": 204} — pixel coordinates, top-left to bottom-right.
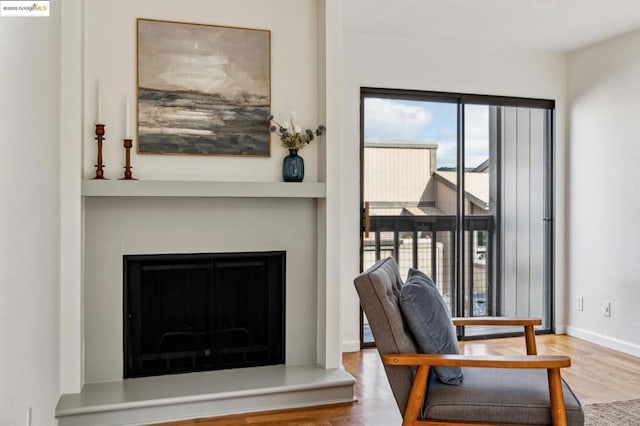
{"left": 82, "top": 0, "right": 320, "bottom": 182}
{"left": 339, "top": 31, "right": 568, "bottom": 351}
{"left": 60, "top": 0, "right": 84, "bottom": 395}
{"left": 316, "top": 0, "right": 343, "bottom": 370}
{"left": 566, "top": 29, "right": 640, "bottom": 356}
{"left": 0, "top": 8, "right": 62, "bottom": 426}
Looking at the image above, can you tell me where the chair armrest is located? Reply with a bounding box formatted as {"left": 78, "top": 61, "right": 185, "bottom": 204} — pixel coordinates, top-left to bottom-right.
{"left": 452, "top": 316, "right": 541, "bottom": 327}
{"left": 452, "top": 317, "right": 541, "bottom": 355}
{"left": 383, "top": 353, "right": 570, "bottom": 369}
{"left": 385, "top": 353, "right": 571, "bottom": 426}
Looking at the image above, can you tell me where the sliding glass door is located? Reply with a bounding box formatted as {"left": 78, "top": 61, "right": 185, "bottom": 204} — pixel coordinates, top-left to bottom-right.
{"left": 360, "top": 88, "right": 554, "bottom": 345}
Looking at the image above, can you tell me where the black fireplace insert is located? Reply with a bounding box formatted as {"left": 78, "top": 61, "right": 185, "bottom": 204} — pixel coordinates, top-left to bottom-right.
{"left": 124, "top": 251, "right": 285, "bottom": 378}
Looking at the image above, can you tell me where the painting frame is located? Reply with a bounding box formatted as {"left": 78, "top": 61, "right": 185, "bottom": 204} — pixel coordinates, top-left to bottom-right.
{"left": 136, "top": 18, "right": 271, "bottom": 157}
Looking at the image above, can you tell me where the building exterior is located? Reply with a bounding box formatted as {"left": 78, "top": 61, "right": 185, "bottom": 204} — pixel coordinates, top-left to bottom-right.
{"left": 363, "top": 142, "right": 490, "bottom": 315}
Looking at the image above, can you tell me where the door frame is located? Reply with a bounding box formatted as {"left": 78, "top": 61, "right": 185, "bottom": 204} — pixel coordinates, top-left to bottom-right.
{"left": 358, "top": 87, "right": 556, "bottom": 348}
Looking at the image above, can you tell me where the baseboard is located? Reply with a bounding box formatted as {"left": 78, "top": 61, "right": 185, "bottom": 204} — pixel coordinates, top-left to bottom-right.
{"left": 555, "top": 323, "right": 567, "bottom": 334}
{"left": 566, "top": 325, "right": 640, "bottom": 358}
{"left": 342, "top": 340, "right": 361, "bottom": 353}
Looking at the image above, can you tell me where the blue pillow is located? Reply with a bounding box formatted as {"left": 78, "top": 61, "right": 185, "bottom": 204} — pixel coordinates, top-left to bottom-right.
{"left": 399, "top": 268, "right": 463, "bottom": 385}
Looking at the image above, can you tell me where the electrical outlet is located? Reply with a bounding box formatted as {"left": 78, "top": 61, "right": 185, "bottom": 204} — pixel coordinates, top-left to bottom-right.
{"left": 577, "top": 296, "right": 583, "bottom": 311}
{"left": 602, "top": 300, "right": 611, "bottom": 317}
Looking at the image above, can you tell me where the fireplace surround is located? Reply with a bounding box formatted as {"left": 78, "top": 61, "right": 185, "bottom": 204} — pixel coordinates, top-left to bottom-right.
{"left": 59, "top": 194, "right": 354, "bottom": 426}
{"left": 124, "top": 251, "right": 285, "bottom": 378}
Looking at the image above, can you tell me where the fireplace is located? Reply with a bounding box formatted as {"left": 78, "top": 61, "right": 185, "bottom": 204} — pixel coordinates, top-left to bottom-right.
{"left": 123, "top": 251, "right": 285, "bottom": 378}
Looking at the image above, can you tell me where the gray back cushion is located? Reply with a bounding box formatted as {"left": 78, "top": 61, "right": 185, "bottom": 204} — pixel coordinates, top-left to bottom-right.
{"left": 353, "top": 257, "right": 418, "bottom": 414}
{"left": 399, "top": 269, "right": 463, "bottom": 385}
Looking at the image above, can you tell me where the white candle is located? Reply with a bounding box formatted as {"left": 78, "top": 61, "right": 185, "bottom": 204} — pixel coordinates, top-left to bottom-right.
{"left": 97, "top": 82, "right": 103, "bottom": 123}
{"left": 125, "top": 96, "right": 130, "bottom": 138}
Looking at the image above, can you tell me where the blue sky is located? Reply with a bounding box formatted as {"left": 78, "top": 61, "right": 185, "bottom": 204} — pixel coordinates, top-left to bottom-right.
{"left": 364, "top": 98, "right": 489, "bottom": 168}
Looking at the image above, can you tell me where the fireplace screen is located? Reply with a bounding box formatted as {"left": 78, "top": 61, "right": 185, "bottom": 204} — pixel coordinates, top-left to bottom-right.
{"left": 124, "top": 251, "right": 285, "bottom": 378}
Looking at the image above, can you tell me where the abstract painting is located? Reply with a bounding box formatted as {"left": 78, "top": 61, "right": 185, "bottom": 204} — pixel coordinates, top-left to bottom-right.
{"left": 137, "top": 19, "right": 271, "bottom": 156}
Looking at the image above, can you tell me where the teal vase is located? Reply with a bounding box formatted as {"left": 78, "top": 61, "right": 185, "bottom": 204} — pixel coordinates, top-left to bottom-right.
{"left": 282, "top": 149, "right": 304, "bottom": 182}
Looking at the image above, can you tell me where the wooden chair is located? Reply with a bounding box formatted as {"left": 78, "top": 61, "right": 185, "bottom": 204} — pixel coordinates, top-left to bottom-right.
{"left": 354, "top": 257, "right": 584, "bottom": 426}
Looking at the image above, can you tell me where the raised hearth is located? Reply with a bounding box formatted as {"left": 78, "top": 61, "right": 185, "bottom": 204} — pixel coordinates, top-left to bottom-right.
{"left": 55, "top": 363, "right": 355, "bottom": 426}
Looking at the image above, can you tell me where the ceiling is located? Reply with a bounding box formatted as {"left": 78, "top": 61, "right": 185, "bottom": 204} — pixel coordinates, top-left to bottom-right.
{"left": 342, "top": 0, "right": 640, "bottom": 53}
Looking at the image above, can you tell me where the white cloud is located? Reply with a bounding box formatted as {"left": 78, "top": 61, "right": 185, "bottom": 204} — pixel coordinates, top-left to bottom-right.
{"left": 364, "top": 98, "right": 433, "bottom": 140}
{"left": 436, "top": 141, "right": 457, "bottom": 168}
{"left": 435, "top": 106, "right": 490, "bottom": 168}
{"left": 363, "top": 100, "right": 490, "bottom": 169}
{"left": 465, "top": 105, "right": 489, "bottom": 142}
{"left": 465, "top": 139, "right": 490, "bottom": 169}
{"left": 464, "top": 106, "right": 490, "bottom": 168}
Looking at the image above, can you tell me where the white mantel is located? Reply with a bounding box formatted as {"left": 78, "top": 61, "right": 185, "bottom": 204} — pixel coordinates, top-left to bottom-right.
{"left": 81, "top": 180, "right": 326, "bottom": 198}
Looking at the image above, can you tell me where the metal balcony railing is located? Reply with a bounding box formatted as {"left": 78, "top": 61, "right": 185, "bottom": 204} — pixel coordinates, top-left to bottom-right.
{"left": 363, "top": 215, "right": 494, "bottom": 318}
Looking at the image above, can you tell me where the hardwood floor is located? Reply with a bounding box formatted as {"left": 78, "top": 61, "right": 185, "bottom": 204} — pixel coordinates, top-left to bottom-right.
{"left": 459, "top": 334, "right": 640, "bottom": 405}
{"left": 157, "top": 335, "right": 640, "bottom": 425}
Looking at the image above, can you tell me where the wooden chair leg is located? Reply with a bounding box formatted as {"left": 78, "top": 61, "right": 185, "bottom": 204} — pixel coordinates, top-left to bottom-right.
{"left": 525, "top": 324, "right": 538, "bottom": 355}
{"left": 547, "top": 368, "right": 567, "bottom": 426}
{"left": 403, "top": 365, "right": 430, "bottom": 426}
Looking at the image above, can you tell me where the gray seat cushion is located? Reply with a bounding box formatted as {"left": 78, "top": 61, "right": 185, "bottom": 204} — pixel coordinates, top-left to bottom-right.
{"left": 424, "top": 368, "right": 584, "bottom": 425}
